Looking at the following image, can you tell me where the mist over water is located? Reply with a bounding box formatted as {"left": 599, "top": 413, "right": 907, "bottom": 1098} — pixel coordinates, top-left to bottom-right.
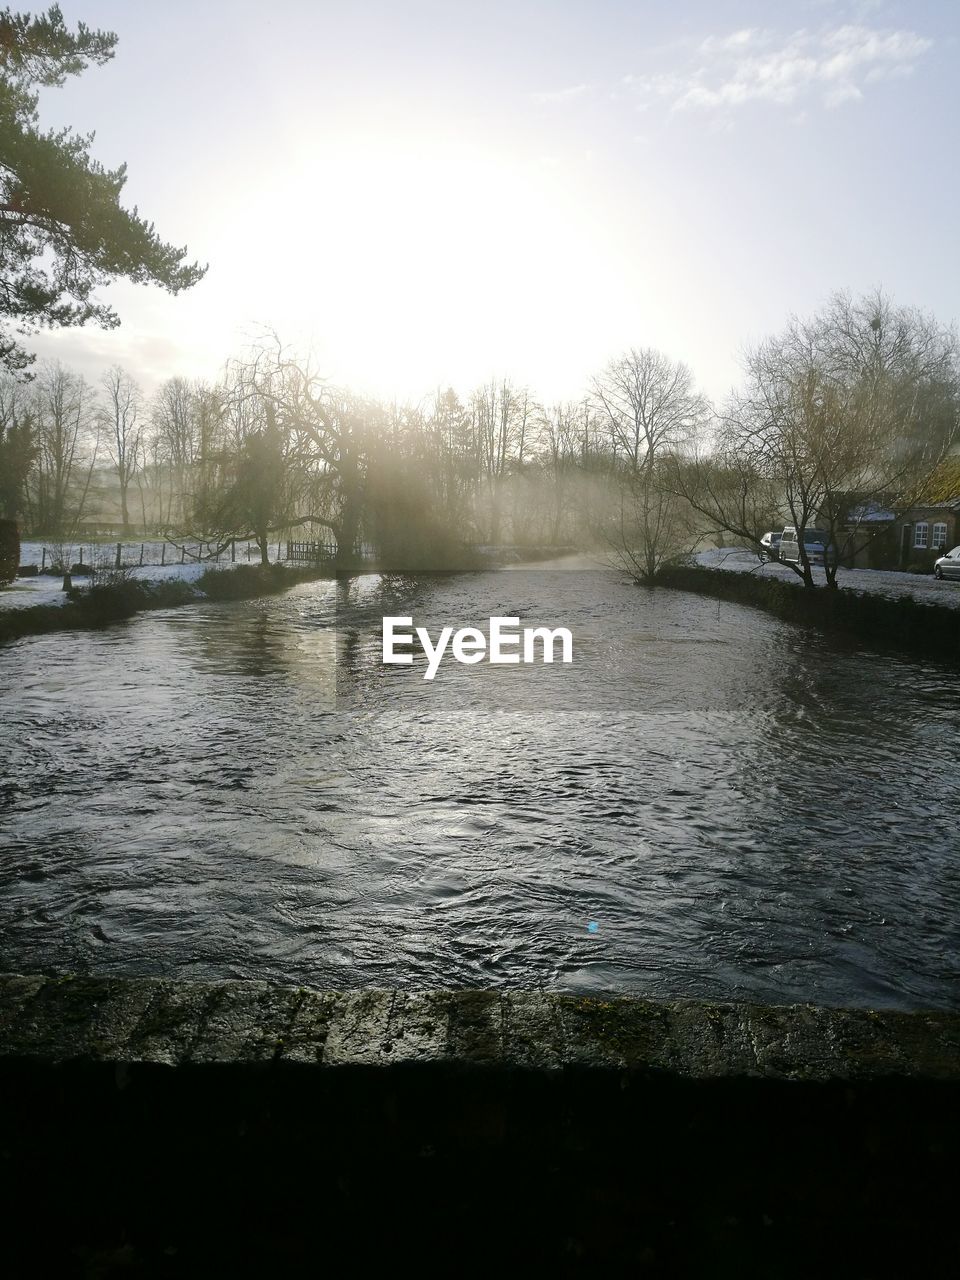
{"left": 1, "top": 569, "right": 958, "bottom": 1010}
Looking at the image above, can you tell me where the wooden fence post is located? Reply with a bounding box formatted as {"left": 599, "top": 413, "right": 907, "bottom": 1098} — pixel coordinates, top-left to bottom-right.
{"left": 115, "top": 542, "right": 122, "bottom": 569}
{"left": 161, "top": 543, "right": 166, "bottom": 566}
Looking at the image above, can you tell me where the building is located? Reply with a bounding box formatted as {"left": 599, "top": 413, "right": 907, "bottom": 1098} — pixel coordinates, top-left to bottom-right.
{"left": 833, "top": 459, "right": 960, "bottom": 571}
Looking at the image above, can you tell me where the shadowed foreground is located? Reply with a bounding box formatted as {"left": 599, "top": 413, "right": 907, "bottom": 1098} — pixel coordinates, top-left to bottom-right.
{"left": 1, "top": 974, "right": 957, "bottom": 1274}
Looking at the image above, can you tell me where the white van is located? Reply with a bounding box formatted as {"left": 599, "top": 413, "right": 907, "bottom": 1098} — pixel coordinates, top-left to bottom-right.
{"left": 779, "top": 527, "right": 836, "bottom": 567}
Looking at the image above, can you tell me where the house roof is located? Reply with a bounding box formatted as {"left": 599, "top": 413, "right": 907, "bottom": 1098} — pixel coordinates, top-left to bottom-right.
{"left": 846, "top": 502, "right": 896, "bottom": 523}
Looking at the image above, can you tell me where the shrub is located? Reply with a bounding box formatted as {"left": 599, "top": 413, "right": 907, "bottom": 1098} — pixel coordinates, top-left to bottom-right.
{"left": 45, "top": 542, "right": 73, "bottom": 573}
{"left": 144, "top": 579, "right": 198, "bottom": 608}
{"left": 196, "top": 564, "right": 293, "bottom": 600}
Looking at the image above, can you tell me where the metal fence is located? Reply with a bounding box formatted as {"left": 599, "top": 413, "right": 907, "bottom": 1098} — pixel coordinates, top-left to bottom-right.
{"left": 285, "top": 540, "right": 375, "bottom": 563}
{"left": 24, "top": 540, "right": 269, "bottom": 573}
{"left": 285, "top": 540, "right": 339, "bottom": 564}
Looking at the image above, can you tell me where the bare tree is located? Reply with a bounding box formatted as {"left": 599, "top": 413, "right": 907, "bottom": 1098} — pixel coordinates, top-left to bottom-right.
{"left": 469, "top": 378, "right": 530, "bottom": 544}
{"left": 606, "top": 457, "right": 702, "bottom": 583}
{"left": 592, "top": 347, "right": 709, "bottom": 473}
{"left": 536, "top": 399, "right": 608, "bottom": 546}
{"left": 672, "top": 293, "right": 959, "bottom": 587}
{"left": 591, "top": 348, "right": 712, "bottom": 578}
{"left": 99, "top": 366, "right": 143, "bottom": 531}
{"left": 151, "top": 376, "right": 201, "bottom": 526}
{"left": 179, "top": 344, "right": 377, "bottom": 565}
{"left": 27, "top": 361, "right": 98, "bottom": 535}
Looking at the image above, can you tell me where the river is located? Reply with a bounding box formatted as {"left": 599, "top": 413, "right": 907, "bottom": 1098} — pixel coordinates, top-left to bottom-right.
{"left": 1, "top": 565, "right": 958, "bottom": 1009}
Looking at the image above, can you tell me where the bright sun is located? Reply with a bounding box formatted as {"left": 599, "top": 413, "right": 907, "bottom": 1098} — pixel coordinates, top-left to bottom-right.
{"left": 217, "top": 132, "right": 629, "bottom": 401}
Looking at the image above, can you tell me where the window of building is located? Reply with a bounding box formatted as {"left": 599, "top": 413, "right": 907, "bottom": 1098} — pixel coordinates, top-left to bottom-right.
{"left": 932, "top": 522, "right": 947, "bottom": 549}
{"left": 914, "top": 522, "right": 929, "bottom": 549}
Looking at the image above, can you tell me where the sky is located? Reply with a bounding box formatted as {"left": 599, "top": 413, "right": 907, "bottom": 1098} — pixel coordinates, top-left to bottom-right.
{"left": 25, "top": 0, "right": 960, "bottom": 407}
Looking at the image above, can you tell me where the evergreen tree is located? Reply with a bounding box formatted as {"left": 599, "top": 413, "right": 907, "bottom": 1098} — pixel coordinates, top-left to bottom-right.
{"left": 0, "top": 5, "right": 206, "bottom": 374}
{"left": 0, "top": 371, "right": 34, "bottom": 518}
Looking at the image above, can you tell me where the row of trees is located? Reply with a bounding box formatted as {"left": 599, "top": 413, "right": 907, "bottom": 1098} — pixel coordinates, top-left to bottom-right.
{"left": 3, "top": 17, "right": 958, "bottom": 588}
{"left": 0, "top": 349, "right": 627, "bottom": 556}
{"left": 0, "top": 362, "right": 205, "bottom": 535}
{"left": 1, "top": 289, "right": 958, "bottom": 585}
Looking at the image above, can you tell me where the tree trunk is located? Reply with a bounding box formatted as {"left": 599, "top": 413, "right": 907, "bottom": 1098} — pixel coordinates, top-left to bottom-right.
{"left": 489, "top": 486, "right": 501, "bottom": 545}
{"left": 336, "top": 496, "right": 361, "bottom": 566}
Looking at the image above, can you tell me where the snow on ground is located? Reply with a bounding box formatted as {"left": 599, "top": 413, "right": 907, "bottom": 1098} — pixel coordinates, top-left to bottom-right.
{"left": 0, "top": 559, "right": 246, "bottom": 612}
{"left": 0, "top": 575, "right": 73, "bottom": 611}
{"left": 694, "top": 547, "right": 960, "bottom": 610}
{"left": 16, "top": 539, "right": 264, "bottom": 569}
{"left": 128, "top": 563, "right": 226, "bottom": 584}
{"left": 2, "top": 540, "right": 267, "bottom": 612}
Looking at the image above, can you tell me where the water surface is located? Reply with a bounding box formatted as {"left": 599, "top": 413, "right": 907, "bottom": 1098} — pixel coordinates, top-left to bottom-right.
{"left": 1, "top": 568, "right": 957, "bottom": 1009}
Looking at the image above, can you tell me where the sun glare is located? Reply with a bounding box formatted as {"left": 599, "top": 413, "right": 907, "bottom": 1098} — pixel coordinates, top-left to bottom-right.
{"left": 229, "top": 133, "right": 623, "bottom": 399}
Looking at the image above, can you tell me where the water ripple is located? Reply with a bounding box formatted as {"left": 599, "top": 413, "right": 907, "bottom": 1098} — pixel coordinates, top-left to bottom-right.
{"left": 1, "top": 571, "right": 958, "bottom": 1008}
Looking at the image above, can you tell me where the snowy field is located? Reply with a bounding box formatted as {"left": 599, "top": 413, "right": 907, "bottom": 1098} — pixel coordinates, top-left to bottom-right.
{"left": 0, "top": 562, "right": 226, "bottom": 612}
{"left": 695, "top": 547, "right": 960, "bottom": 610}
{"left": 0, "top": 537, "right": 264, "bottom": 611}
{"left": 15, "top": 539, "right": 267, "bottom": 570}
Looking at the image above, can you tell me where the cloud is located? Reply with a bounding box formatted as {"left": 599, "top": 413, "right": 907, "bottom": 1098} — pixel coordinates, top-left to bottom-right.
{"left": 530, "top": 83, "right": 588, "bottom": 105}
{"left": 624, "top": 23, "right": 932, "bottom": 115}
{"left": 697, "top": 28, "right": 771, "bottom": 56}
{"left": 823, "top": 82, "right": 863, "bottom": 108}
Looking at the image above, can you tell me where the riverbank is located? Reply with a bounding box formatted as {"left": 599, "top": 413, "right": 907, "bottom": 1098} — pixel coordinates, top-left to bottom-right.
{"left": 0, "top": 563, "right": 334, "bottom": 645}
{"left": 0, "top": 543, "right": 586, "bottom": 640}
{"left": 1, "top": 974, "right": 956, "bottom": 1272}
{"left": 694, "top": 546, "right": 960, "bottom": 610}
{"left": 659, "top": 564, "right": 960, "bottom": 666}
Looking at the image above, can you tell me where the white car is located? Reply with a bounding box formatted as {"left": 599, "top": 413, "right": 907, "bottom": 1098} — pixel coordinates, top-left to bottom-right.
{"left": 933, "top": 546, "right": 960, "bottom": 580}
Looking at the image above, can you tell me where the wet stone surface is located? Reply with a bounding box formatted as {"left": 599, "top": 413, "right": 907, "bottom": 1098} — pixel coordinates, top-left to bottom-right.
{"left": 2, "top": 973, "right": 958, "bottom": 1079}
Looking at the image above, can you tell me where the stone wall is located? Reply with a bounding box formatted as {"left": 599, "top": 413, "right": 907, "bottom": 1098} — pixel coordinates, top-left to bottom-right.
{"left": 1, "top": 974, "right": 957, "bottom": 1273}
